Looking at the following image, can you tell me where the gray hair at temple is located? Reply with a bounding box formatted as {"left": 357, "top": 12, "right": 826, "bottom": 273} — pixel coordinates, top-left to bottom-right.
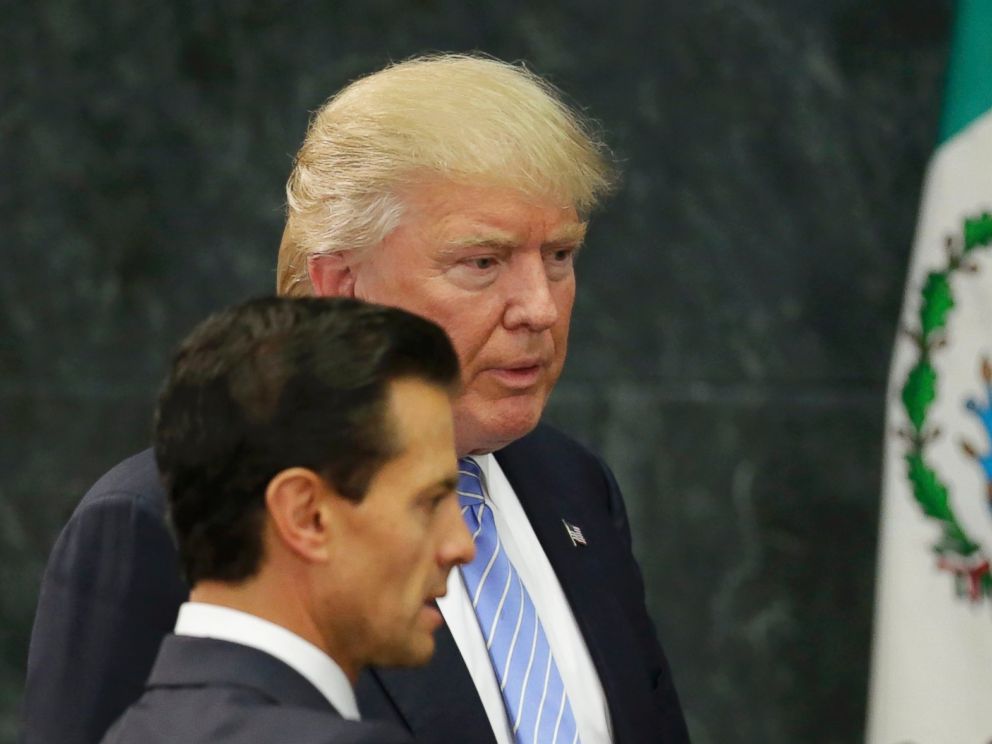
{"left": 277, "top": 52, "right": 617, "bottom": 297}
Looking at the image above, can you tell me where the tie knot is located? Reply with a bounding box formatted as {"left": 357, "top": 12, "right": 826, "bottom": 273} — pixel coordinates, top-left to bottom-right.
{"left": 457, "top": 457, "right": 485, "bottom": 508}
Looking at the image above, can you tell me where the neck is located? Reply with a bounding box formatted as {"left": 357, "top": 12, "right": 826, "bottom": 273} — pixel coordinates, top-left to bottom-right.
{"left": 189, "top": 573, "right": 360, "bottom": 684}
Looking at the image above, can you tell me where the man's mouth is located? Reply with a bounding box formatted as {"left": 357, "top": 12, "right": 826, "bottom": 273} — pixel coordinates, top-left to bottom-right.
{"left": 486, "top": 359, "right": 545, "bottom": 388}
{"left": 422, "top": 590, "right": 447, "bottom": 627}
{"left": 426, "top": 584, "right": 448, "bottom": 605}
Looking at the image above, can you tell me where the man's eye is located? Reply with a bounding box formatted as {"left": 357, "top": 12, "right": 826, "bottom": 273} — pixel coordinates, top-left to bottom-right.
{"left": 425, "top": 493, "right": 450, "bottom": 515}
{"left": 548, "top": 248, "right": 574, "bottom": 263}
{"left": 471, "top": 257, "right": 496, "bottom": 270}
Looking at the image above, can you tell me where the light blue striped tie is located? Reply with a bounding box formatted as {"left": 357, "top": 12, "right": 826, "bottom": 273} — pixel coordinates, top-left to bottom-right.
{"left": 457, "top": 458, "right": 581, "bottom": 744}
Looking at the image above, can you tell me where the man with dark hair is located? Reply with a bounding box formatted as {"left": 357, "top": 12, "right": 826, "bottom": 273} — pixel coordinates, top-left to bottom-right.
{"left": 100, "top": 297, "right": 474, "bottom": 743}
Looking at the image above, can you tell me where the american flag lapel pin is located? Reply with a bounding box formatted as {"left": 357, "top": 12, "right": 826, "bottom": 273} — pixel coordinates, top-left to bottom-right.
{"left": 562, "top": 519, "right": 587, "bottom": 547}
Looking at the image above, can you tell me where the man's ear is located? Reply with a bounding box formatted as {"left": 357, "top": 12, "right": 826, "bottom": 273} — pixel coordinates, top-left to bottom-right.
{"left": 265, "top": 468, "right": 336, "bottom": 563}
{"left": 308, "top": 251, "right": 356, "bottom": 297}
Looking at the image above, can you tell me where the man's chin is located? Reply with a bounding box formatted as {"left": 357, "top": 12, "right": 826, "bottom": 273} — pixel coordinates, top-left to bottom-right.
{"left": 374, "top": 636, "right": 436, "bottom": 670}
{"left": 456, "top": 406, "right": 543, "bottom": 455}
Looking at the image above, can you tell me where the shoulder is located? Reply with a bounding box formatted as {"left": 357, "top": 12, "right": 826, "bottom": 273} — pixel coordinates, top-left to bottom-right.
{"left": 104, "top": 687, "right": 411, "bottom": 744}
{"left": 497, "top": 422, "right": 619, "bottom": 499}
{"left": 503, "top": 421, "right": 594, "bottom": 457}
{"left": 496, "top": 421, "right": 631, "bottom": 541}
{"left": 499, "top": 422, "right": 606, "bottom": 473}
{"left": 77, "top": 448, "right": 166, "bottom": 516}
{"left": 45, "top": 447, "right": 179, "bottom": 597}
{"left": 63, "top": 447, "right": 170, "bottom": 565}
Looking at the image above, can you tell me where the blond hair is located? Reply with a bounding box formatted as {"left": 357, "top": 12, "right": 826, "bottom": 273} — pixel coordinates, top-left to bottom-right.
{"left": 278, "top": 53, "right": 617, "bottom": 296}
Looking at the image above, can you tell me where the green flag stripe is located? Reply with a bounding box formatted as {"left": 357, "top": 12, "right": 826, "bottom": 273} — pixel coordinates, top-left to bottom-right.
{"left": 939, "top": 0, "right": 992, "bottom": 143}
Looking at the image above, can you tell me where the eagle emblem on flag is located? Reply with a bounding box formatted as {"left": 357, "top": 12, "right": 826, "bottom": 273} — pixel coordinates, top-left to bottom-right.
{"left": 898, "top": 212, "right": 992, "bottom": 604}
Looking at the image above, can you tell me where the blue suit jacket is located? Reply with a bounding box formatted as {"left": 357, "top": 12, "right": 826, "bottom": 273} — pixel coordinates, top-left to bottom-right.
{"left": 101, "top": 634, "right": 411, "bottom": 744}
{"left": 22, "top": 424, "right": 689, "bottom": 744}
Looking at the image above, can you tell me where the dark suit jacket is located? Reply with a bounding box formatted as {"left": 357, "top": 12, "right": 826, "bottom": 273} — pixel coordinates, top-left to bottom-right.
{"left": 23, "top": 424, "right": 689, "bottom": 744}
{"left": 100, "top": 634, "right": 411, "bottom": 744}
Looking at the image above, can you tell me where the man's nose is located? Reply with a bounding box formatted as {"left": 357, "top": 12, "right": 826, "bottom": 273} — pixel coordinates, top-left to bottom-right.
{"left": 502, "top": 256, "right": 559, "bottom": 332}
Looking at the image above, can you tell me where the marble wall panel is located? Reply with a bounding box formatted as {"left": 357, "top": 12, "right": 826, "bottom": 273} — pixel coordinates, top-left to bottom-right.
{"left": 548, "top": 383, "right": 883, "bottom": 743}
{"left": 1, "top": 0, "right": 953, "bottom": 741}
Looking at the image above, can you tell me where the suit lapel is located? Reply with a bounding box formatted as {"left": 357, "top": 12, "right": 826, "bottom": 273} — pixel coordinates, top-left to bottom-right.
{"left": 495, "top": 432, "right": 666, "bottom": 744}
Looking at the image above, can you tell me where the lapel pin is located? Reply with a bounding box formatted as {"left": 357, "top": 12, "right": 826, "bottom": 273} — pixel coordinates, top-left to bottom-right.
{"left": 562, "top": 519, "right": 587, "bottom": 547}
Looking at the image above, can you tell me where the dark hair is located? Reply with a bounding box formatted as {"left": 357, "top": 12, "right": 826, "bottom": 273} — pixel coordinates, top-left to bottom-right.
{"left": 153, "top": 296, "right": 459, "bottom": 585}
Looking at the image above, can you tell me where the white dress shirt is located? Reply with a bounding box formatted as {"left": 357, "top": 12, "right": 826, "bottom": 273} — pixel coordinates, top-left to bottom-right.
{"left": 437, "top": 454, "right": 613, "bottom": 744}
{"left": 174, "top": 601, "right": 360, "bottom": 720}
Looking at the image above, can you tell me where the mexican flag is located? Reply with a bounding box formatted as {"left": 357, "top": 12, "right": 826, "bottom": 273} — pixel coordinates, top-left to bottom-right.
{"left": 867, "top": 2, "right": 992, "bottom": 743}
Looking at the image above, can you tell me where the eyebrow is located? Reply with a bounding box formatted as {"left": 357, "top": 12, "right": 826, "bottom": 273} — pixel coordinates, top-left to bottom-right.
{"left": 547, "top": 222, "right": 588, "bottom": 246}
{"left": 442, "top": 222, "right": 588, "bottom": 252}
{"left": 415, "top": 474, "right": 458, "bottom": 503}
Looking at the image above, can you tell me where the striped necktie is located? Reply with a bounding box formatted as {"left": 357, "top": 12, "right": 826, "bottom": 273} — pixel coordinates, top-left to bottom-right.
{"left": 457, "top": 457, "right": 581, "bottom": 744}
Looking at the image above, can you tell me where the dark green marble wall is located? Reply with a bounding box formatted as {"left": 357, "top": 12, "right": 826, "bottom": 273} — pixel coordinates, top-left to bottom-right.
{"left": 0, "top": 1, "right": 952, "bottom": 742}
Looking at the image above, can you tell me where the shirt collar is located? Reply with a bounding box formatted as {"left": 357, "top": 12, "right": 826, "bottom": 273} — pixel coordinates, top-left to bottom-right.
{"left": 467, "top": 453, "right": 502, "bottom": 510}
{"left": 175, "top": 601, "right": 360, "bottom": 720}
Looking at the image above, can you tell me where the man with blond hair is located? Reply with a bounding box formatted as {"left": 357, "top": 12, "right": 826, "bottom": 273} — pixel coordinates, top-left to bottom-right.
{"left": 24, "top": 55, "right": 689, "bottom": 744}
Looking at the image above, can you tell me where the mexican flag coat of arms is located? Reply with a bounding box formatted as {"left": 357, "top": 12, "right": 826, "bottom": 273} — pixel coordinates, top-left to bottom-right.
{"left": 867, "top": 2, "right": 992, "bottom": 742}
